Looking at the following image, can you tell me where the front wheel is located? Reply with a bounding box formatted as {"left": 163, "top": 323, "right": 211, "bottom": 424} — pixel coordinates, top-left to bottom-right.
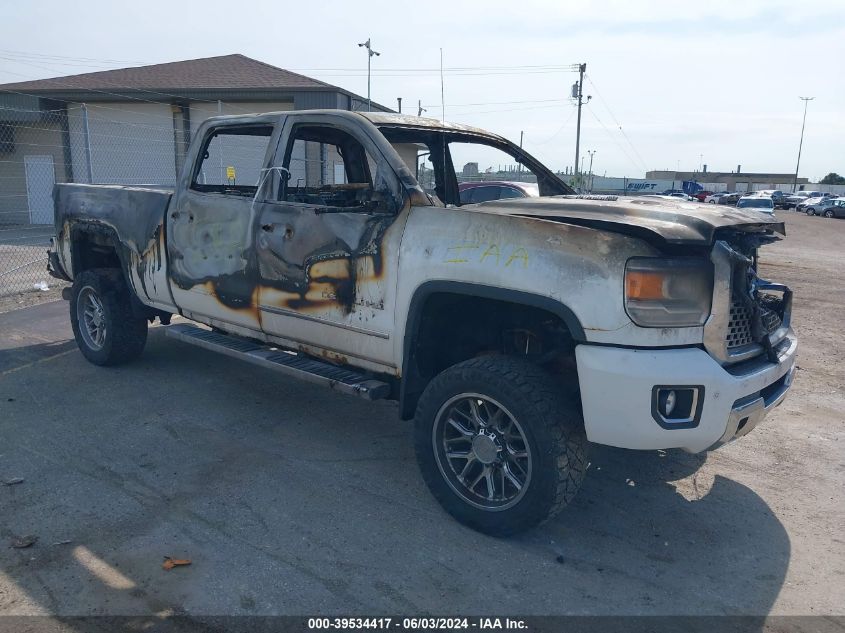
{"left": 413, "top": 356, "right": 588, "bottom": 536}
{"left": 70, "top": 269, "right": 148, "bottom": 366}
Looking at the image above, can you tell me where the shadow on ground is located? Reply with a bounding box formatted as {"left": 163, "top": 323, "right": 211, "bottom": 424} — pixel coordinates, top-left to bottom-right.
{"left": 0, "top": 324, "right": 790, "bottom": 623}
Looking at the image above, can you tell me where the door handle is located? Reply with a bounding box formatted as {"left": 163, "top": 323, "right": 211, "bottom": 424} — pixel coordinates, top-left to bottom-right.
{"left": 261, "top": 224, "right": 274, "bottom": 232}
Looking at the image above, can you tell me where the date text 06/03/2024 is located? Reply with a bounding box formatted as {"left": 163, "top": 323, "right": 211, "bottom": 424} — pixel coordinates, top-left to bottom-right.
{"left": 306, "top": 617, "right": 528, "bottom": 630}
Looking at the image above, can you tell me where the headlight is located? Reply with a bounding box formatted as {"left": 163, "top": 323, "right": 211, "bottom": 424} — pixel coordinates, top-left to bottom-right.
{"left": 625, "top": 258, "right": 713, "bottom": 327}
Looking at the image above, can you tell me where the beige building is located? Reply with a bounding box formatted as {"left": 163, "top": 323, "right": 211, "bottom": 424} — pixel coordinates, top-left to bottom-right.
{"left": 0, "top": 54, "right": 389, "bottom": 225}
{"left": 646, "top": 169, "right": 808, "bottom": 192}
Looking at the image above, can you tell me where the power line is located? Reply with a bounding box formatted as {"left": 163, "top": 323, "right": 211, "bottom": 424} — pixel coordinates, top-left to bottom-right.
{"left": 423, "top": 98, "right": 568, "bottom": 109}
{"left": 585, "top": 74, "right": 649, "bottom": 172}
{"left": 290, "top": 64, "right": 580, "bottom": 72}
{"left": 0, "top": 48, "right": 148, "bottom": 65}
{"left": 585, "top": 104, "right": 642, "bottom": 174}
{"left": 524, "top": 106, "right": 578, "bottom": 146}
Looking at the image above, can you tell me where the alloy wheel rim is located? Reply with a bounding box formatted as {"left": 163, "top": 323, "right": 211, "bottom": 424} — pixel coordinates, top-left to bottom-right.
{"left": 77, "top": 286, "right": 107, "bottom": 351}
{"left": 432, "top": 393, "right": 532, "bottom": 511}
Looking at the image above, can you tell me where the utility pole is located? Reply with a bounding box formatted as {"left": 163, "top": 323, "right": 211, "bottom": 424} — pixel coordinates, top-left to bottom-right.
{"left": 793, "top": 96, "right": 814, "bottom": 193}
{"left": 519, "top": 130, "right": 524, "bottom": 175}
{"left": 397, "top": 97, "right": 402, "bottom": 113}
{"left": 357, "top": 38, "right": 380, "bottom": 112}
{"left": 418, "top": 100, "right": 426, "bottom": 117}
{"left": 587, "top": 150, "right": 596, "bottom": 193}
{"left": 572, "top": 63, "right": 591, "bottom": 191}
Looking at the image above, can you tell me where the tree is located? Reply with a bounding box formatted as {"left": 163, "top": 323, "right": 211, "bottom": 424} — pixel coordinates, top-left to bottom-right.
{"left": 819, "top": 172, "right": 845, "bottom": 185}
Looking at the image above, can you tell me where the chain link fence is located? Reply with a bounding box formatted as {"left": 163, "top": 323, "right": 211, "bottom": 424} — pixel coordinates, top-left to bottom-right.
{"left": 0, "top": 95, "right": 385, "bottom": 298}
{"left": 0, "top": 101, "right": 257, "bottom": 297}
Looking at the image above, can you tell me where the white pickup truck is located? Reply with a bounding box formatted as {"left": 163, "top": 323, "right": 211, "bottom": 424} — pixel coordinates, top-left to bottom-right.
{"left": 48, "top": 110, "right": 797, "bottom": 535}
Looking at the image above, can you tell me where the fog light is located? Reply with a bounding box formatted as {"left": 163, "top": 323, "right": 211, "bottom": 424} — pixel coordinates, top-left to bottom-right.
{"left": 652, "top": 386, "right": 704, "bottom": 429}
{"left": 660, "top": 390, "right": 676, "bottom": 416}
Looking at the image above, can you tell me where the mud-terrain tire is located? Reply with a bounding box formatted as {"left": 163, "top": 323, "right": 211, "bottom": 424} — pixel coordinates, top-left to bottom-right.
{"left": 70, "top": 269, "right": 147, "bottom": 366}
{"left": 414, "top": 356, "right": 588, "bottom": 536}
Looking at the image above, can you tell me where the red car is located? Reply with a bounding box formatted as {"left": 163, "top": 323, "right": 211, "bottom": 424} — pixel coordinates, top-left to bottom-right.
{"left": 458, "top": 181, "right": 539, "bottom": 204}
{"left": 693, "top": 190, "right": 714, "bottom": 202}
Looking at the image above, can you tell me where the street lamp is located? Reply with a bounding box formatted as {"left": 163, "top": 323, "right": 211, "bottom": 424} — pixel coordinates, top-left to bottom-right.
{"left": 358, "top": 38, "right": 380, "bottom": 112}
{"left": 793, "top": 96, "right": 814, "bottom": 193}
{"left": 587, "top": 150, "right": 596, "bottom": 193}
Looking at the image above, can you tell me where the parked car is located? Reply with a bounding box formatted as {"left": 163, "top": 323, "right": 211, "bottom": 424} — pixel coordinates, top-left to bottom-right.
{"left": 784, "top": 191, "right": 828, "bottom": 209}
{"left": 804, "top": 197, "right": 838, "bottom": 216}
{"left": 737, "top": 196, "right": 775, "bottom": 214}
{"left": 636, "top": 194, "right": 695, "bottom": 203}
{"left": 459, "top": 181, "right": 539, "bottom": 204}
{"left": 693, "top": 190, "right": 714, "bottom": 202}
{"left": 797, "top": 196, "right": 827, "bottom": 213}
{"left": 667, "top": 192, "right": 695, "bottom": 201}
{"left": 704, "top": 192, "right": 729, "bottom": 204}
{"left": 755, "top": 190, "right": 788, "bottom": 209}
{"left": 718, "top": 192, "right": 744, "bottom": 205}
{"left": 819, "top": 198, "right": 845, "bottom": 218}
{"left": 47, "top": 109, "right": 797, "bottom": 536}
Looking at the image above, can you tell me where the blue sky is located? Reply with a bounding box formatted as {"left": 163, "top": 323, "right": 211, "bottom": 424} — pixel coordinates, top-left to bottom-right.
{"left": 2, "top": 0, "right": 843, "bottom": 180}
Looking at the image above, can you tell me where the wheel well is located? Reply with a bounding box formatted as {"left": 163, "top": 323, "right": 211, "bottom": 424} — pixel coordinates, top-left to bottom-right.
{"left": 400, "top": 291, "right": 580, "bottom": 419}
{"left": 71, "top": 228, "right": 122, "bottom": 274}
{"left": 68, "top": 226, "right": 168, "bottom": 323}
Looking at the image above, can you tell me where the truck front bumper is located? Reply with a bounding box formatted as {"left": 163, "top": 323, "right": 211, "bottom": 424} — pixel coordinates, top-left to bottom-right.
{"left": 575, "top": 331, "right": 797, "bottom": 453}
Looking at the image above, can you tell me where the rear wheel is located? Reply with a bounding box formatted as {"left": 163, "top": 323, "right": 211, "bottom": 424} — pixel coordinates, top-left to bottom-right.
{"left": 824, "top": 209, "right": 834, "bottom": 218}
{"left": 414, "top": 356, "right": 588, "bottom": 536}
{"left": 70, "top": 269, "right": 148, "bottom": 366}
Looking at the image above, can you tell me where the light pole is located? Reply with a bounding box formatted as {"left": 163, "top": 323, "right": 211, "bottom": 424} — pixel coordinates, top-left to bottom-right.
{"left": 357, "top": 38, "right": 380, "bottom": 112}
{"left": 793, "top": 96, "right": 814, "bottom": 192}
{"left": 587, "top": 150, "right": 596, "bottom": 193}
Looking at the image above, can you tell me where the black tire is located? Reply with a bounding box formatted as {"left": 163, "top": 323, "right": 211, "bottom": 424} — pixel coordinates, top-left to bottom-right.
{"left": 413, "top": 356, "right": 588, "bottom": 536}
{"left": 824, "top": 210, "right": 834, "bottom": 218}
{"left": 70, "top": 269, "right": 148, "bottom": 366}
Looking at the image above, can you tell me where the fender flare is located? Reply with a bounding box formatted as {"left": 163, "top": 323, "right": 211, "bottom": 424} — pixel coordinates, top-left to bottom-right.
{"left": 68, "top": 222, "right": 152, "bottom": 319}
{"left": 398, "top": 280, "right": 585, "bottom": 419}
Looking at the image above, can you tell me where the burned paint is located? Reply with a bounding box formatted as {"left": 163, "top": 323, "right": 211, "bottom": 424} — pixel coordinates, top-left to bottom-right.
{"left": 473, "top": 195, "right": 785, "bottom": 247}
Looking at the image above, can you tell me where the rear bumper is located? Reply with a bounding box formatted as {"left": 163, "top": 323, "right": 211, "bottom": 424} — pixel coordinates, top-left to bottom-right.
{"left": 47, "top": 238, "right": 71, "bottom": 281}
{"left": 575, "top": 331, "right": 797, "bottom": 453}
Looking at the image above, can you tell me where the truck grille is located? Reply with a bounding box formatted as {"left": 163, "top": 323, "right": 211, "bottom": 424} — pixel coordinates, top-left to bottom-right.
{"left": 726, "top": 299, "right": 784, "bottom": 349}
{"left": 727, "top": 301, "right": 754, "bottom": 348}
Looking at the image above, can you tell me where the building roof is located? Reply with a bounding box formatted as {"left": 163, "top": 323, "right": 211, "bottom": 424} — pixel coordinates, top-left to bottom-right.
{"left": 647, "top": 170, "right": 801, "bottom": 180}
{"left": 0, "top": 54, "right": 335, "bottom": 93}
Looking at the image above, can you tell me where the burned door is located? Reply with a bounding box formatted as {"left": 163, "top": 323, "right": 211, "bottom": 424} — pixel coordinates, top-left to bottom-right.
{"left": 255, "top": 116, "right": 409, "bottom": 370}
{"left": 167, "top": 123, "right": 274, "bottom": 331}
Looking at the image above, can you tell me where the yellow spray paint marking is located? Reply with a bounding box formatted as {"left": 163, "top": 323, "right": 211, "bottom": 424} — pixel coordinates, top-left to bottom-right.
{"left": 480, "top": 244, "right": 500, "bottom": 265}
{"left": 505, "top": 247, "right": 529, "bottom": 268}
{"left": 444, "top": 244, "right": 479, "bottom": 263}
{"left": 444, "top": 243, "right": 529, "bottom": 268}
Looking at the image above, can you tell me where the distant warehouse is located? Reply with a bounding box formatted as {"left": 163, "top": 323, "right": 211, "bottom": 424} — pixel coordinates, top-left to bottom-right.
{"left": 645, "top": 169, "right": 807, "bottom": 193}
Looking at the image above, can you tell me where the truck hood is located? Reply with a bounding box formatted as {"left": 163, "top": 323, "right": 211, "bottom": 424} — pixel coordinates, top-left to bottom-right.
{"left": 472, "top": 195, "right": 785, "bottom": 245}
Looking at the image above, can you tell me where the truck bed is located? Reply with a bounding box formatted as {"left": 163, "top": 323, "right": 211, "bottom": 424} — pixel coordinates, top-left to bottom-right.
{"left": 54, "top": 183, "right": 173, "bottom": 260}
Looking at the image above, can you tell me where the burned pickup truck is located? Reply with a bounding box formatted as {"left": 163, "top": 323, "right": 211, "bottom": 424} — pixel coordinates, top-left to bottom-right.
{"left": 48, "top": 110, "right": 797, "bottom": 535}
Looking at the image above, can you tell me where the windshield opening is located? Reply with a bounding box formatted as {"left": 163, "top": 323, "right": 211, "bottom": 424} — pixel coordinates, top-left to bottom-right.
{"left": 376, "top": 126, "right": 573, "bottom": 207}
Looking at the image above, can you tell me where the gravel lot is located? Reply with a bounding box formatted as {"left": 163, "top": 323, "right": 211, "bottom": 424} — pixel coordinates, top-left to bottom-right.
{"left": 0, "top": 211, "right": 842, "bottom": 621}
